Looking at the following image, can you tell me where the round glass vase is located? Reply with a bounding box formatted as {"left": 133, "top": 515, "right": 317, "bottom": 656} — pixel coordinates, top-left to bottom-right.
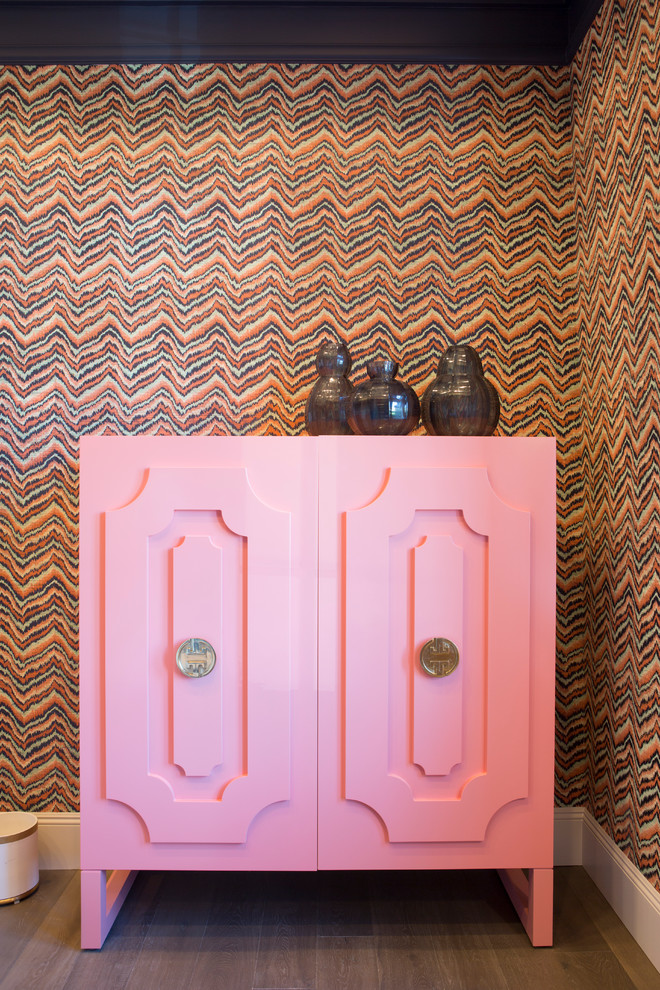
{"left": 305, "top": 339, "right": 354, "bottom": 435}
{"left": 348, "top": 358, "right": 420, "bottom": 436}
{"left": 421, "top": 344, "right": 500, "bottom": 436}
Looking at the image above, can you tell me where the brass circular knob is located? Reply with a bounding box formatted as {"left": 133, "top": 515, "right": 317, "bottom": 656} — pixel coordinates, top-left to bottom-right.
{"left": 176, "top": 638, "right": 216, "bottom": 678}
{"left": 420, "top": 638, "right": 459, "bottom": 678}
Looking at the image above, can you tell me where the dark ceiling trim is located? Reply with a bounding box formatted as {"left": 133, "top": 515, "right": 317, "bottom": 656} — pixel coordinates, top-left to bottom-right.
{"left": 565, "top": 0, "right": 604, "bottom": 61}
{"left": 0, "top": 2, "right": 605, "bottom": 66}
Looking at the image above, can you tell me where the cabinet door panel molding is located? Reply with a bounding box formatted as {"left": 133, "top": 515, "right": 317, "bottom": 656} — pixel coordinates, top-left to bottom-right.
{"left": 340, "top": 463, "right": 531, "bottom": 844}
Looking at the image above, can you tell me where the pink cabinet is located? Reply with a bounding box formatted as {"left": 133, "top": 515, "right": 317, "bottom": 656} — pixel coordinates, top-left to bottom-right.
{"left": 79, "top": 435, "right": 556, "bottom": 949}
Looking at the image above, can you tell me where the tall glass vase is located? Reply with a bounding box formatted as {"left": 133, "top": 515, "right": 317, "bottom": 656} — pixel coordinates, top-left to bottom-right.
{"left": 305, "top": 339, "right": 354, "bottom": 435}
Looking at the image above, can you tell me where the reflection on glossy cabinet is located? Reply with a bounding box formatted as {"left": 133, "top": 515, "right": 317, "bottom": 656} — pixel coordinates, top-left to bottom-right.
{"left": 79, "top": 435, "right": 556, "bottom": 949}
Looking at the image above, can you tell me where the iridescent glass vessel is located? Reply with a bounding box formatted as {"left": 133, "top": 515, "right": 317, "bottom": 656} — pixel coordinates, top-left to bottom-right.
{"left": 421, "top": 344, "right": 500, "bottom": 436}
{"left": 348, "top": 358, "right": 420, "bottom": 436}
{"left": 305, "top": 339, "right": 353, "bottom": 435}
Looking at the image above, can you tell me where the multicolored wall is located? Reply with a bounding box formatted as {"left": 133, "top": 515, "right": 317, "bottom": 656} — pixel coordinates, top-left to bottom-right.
{"left": 566, "top": 0, "right": 660, "bottom": 883}
{"left": 0, "top": 0, "right": 657, "bottom": 890}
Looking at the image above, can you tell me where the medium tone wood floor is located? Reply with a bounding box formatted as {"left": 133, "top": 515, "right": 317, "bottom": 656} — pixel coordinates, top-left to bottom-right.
{"left": 1, "top": 866, "right": 659, "bottom": 989}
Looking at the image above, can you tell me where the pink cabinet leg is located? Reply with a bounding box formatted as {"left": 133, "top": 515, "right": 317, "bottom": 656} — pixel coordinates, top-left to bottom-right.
{"left": 498, "top": 867, "right": 553, "bottom": 946}
{"left": 80, "top": 869, "right": 138, "bottom": 949}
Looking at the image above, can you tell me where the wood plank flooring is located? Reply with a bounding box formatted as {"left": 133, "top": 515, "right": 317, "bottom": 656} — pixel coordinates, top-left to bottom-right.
{"left": 1, "top": 867, "right": 659, "bottom": 989}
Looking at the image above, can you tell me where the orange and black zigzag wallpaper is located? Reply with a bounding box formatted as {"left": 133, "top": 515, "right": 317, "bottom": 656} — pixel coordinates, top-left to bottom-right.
{"left": 567, "top": 0, "right": 660, "bottom": 885}
{"left": 0, "top": 0, "right": 658, "bottom": 888}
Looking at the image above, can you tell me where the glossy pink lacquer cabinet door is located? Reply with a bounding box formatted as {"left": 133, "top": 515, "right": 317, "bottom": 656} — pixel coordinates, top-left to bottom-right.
{"left": 317, "top": 436, "right": 556, "bottom": 875}
{"left": 79, "top": 436, "right": 318, "bottom": 874}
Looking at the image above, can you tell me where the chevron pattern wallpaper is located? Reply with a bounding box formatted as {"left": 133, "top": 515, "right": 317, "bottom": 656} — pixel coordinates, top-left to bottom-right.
{"left": 0, "top": 0, "right": 657, "bottom": 889}
{"left": 566, "top": 0, "right": 660, "bottom": 884}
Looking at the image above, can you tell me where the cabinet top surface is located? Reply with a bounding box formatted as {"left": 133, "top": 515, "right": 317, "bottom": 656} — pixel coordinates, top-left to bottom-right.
{"left": 80, "top": 434, "right": 556, "bottom": 448}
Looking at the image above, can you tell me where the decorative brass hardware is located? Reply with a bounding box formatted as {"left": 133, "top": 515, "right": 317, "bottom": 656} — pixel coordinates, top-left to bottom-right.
{"left": 420, "top": 638, "right": 459, "bottom": 678}
{"left": 175, "top": 638, "right": 216, "bottom": 678}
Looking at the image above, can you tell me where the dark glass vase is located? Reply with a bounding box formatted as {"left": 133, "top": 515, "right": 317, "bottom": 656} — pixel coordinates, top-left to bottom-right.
{"left": 483, "top": 376, "right": 501, "bottom": 435}
{"left": 305, "top": 339, "right": 354, "bottom": 435}
{"left": 348, "top": 358, "right": 420, "bottom": 436}
{"left": 421, "top": 344, "right": 500, "bottom": 436}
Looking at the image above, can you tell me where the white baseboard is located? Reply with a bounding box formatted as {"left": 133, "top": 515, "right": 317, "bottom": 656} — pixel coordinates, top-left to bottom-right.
{"left": 581, "top": 809, "right": 660, "bottom": 974}
{"left": 36, "top": 813, "right": 80, "bottom": 870}
{"left": 553, "top": 805, "right": 585, "bottom": 866}
{"left": 554, "top": 805, "right": 660, "bottom": 973}
{"left": 34, "top": 808, "right": 660, "bottom": 973}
